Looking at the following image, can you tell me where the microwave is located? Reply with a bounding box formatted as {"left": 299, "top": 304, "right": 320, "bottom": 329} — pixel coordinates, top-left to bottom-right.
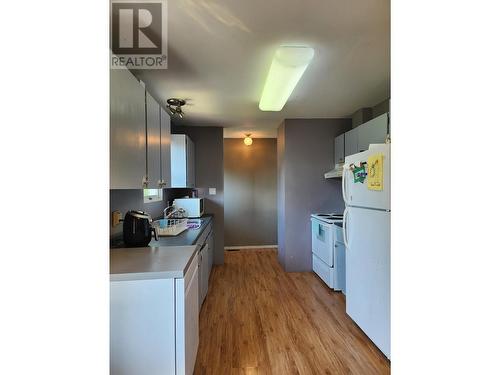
{"left": 173, "top": 198, "right": 204, "bottom": 218}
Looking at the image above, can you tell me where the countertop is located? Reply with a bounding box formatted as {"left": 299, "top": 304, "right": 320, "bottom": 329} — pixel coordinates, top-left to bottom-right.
{"left": 110, "top": 214, "right": 213, "bottom": 281}
{"left": 110, "top": 214, "right": 213, "bottom": 249}
{"left": 150, "top": 214, "right": 213, "bottom": 247}
{"left": 110, "top": 245, "right": 199, "bottom": 281}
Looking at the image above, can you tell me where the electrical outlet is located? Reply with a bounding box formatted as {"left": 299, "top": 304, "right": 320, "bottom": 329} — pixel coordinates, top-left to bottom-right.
{"left": 112, "top": 211, "right": 122, "bottom": 227}
{"left": 209, "top": 188, "right": 216, "bottom": 195}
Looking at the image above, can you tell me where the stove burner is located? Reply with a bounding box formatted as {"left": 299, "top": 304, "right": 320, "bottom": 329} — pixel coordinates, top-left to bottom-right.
{"left": 312, "top": 213, "right": 343, "bottom": 223}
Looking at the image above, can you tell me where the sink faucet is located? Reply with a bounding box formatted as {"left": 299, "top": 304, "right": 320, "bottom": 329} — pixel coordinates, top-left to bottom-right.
{"left": 163, "top": 205, "right": 172, "bottom": 219}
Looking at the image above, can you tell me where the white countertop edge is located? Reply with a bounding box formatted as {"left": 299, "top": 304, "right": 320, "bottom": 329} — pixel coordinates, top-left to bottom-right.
{"left": 110, "top": 244, "right": 200, "bottom": 282}
{"left": 110, "top": 270, "right": 185, "bottom": 282}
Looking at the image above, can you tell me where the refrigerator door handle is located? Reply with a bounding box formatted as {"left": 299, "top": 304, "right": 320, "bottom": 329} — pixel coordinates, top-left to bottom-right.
{"left": 343, "top": 207, "right": 349, "bottom": 248}
{"left": 342, "top": 166, "right": 348, "bottom": 204}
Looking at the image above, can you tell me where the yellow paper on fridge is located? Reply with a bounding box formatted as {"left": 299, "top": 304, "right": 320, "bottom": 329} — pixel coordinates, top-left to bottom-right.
{"left": 367, "top": 153, "right": 383, "bottom": 191}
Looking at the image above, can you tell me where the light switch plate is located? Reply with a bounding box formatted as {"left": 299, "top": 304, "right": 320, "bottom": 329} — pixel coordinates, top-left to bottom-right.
{"left": 209, "top": 188, "right": 216, "bottom": 195}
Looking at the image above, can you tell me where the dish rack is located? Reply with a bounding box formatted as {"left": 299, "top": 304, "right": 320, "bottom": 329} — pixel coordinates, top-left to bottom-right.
{"left": 153, "top": 218, "right": 188, "bottom": 236}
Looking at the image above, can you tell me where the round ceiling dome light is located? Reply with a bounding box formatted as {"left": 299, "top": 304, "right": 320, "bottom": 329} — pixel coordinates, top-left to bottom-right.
{"left": 243, "top": 134, "right": 253, "bottom": 146}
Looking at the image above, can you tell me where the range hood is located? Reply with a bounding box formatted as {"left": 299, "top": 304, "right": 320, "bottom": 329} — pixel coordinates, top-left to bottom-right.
{"left": 324, "top": 163, "right": 344, "bottom": 179}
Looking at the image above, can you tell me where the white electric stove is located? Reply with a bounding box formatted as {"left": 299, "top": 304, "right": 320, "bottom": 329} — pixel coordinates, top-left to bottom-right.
{"left": 311, "top": 213, "right": 343, "bottom": 224}
{"left": 310, "top": 212, "right": 346, "bottom": 292}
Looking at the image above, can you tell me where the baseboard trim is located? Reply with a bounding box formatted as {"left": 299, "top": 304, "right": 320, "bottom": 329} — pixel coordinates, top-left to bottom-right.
{"left": 224, "top": 245, "right": 278, "bottom": 250}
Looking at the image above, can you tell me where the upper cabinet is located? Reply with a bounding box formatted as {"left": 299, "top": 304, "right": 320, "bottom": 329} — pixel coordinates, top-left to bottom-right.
{"left": 344, "top": 128, "right": 359, "bottom": 157}
{"left": 160, "top": 108, "right": 171, "bottom": 188}
{"left": 171, "top": 134, "right": 195, "bottom": 188}
{"left": 146, "top": 92, "right": 161, "bottom": 188}
{"left": 334, "top": 134, "right": 345, "bottom": 165}
{"left": 110, "top": 68, "right": 172, "bottom": 189}
{"left": 110, "top": 69, "right": 147, "bottom": 189}
{"left": 357, "top": 113, "right": 389, "bottom": 152}
{"left": 343, "top": 113, "right": 389, "bottom": 158}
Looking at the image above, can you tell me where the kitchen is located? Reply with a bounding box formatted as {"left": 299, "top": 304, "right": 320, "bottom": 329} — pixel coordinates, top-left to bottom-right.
{"left": 108, "top": 0, "right": 391, "bottom": 373}
{"left": 4, "top": 1, "right": 499, "bottom": 374}
{"left": 110, "top": 2, "right": 390, "bottom": 374}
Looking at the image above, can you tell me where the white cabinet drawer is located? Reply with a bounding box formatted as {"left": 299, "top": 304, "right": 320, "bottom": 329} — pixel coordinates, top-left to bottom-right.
{"left": 312, "top": 254, "right": 334, "bottom": 288}
{"left": 311, "top": 218, "right": 333, "bottom": 266}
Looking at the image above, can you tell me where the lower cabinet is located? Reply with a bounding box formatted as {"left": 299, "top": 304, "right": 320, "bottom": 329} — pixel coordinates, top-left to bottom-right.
{"left": 207, "top": 232, "right": 214, "bottom": 274}
{"left": 110, "top": 278, "right": 176, "bottom": 375}
{"left": 110, "top": 256, "right": 199, "bottom": 375}
{"left": 198, "top": 243, "right": 209, "bottom": 308}
{"left": 176, "top": 256, "right": 199, "bottom": 375}
{"left": 197, "top": 222, "right": 214, "bottom": 310}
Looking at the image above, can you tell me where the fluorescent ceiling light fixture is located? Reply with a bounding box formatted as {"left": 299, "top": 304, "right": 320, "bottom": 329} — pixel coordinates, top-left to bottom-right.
{"left": 259, "top": 46, "right": 315, "bottom": 111}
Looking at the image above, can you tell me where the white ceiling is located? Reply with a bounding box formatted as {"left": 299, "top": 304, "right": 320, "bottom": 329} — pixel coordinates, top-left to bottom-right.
{"left": 133, "top": 0, "right": 390, "bottom": 138}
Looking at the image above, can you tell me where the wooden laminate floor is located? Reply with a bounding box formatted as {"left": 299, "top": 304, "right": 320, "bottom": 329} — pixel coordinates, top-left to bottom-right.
{"left": 194, "top": 249, "right": 390, "bottom": 375}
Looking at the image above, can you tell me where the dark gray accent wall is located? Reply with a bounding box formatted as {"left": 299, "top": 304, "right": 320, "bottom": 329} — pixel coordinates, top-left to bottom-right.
{"left": 223, "top": 138, "right": 277, "bottom": 247}
{"left": 277, "top": 123, "right": 286, "bottom": 267}
{"left": 277, "top": 118, "right": 352, "bottom": 272}
{"left": 172, "top": 125, "right": 225, "bottom": 265}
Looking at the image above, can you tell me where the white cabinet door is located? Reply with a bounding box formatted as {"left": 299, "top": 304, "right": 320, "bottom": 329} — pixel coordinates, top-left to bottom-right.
{"left": 357, "top": 113, "right": 388, "bottom": 152}
{"left": 110, "top": 69, "right": 146, "bottom": 188}
{"left": 146, "top": 92, "right": 161, "bottom": 188}
{"left": 334, "top": 134, "right": 345, "bottom": 164}
{"left": 160, "top": 108, "right": 171, "bottom": 187}
{"left": 187, "top": 136, "right": 195, "bottom": 188}
{"left": 198, "top": 250, "right": 204, "bottom": 309}
{"left": 207, "top": 232, "right": 214, "bottom": 273}
{"left": 171, "top": 134, "right": 195, "bottom": 188}
{"left": 202, "top": 244, "right": 209, "bottom": 301}
{"left": 344, "top": 128, "right": 358, "bottom": 157}
{"left": 171, "top": 134, "right": 187, "bottom": 187}
{"left": 198, "top": 244, "right": 209, "bottom": 308}
{"left": 110, "top": 279, "right": 176, "bottom": 375}
{"left": 176, "top": 258, "right": 199, "bottom": 375}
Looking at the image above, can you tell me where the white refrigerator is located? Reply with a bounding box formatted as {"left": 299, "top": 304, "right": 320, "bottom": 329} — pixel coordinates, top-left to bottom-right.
{"left": 342, "top": 143, "right": 390, "bottom": 359}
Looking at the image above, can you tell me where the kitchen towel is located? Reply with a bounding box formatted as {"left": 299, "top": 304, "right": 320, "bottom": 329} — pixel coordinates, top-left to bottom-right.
{"left": 367, "top": 153, "right": 383, "bottom": 191}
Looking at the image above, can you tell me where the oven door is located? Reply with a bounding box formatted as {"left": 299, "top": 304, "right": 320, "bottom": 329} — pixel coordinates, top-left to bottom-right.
{"left": 311, "top": 218, "right": 334, "bottom": 267}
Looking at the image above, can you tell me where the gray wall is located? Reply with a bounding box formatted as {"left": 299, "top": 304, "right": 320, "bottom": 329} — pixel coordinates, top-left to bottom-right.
{"left": 277, "top": 124, "right": 286, "bottom": 267}
{"left": 172, "top": 125, "right": 225, "bottom": 265}
{"left": 223, "top": 138, "right": 277, "bottom": 247}
{"left": 277, "top": 118, "right": 352, "bottom": 272}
